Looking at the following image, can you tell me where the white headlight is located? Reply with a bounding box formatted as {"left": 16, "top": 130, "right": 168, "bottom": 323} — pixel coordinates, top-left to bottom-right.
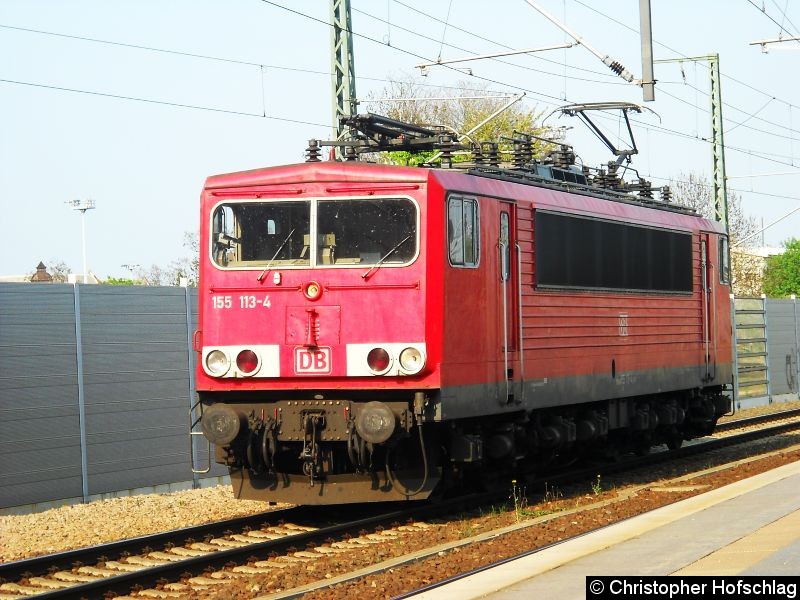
{"left": 399, "top": 347, "right": 424, "bottom": 374}
{"left": 205, "top": 349, "right": 231, "bottom": 376}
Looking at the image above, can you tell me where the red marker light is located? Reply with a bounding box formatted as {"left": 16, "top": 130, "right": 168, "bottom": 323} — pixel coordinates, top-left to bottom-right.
{"left": 236, "top": 349, "right": 259, "bottom": 374}
{"left": 367, "top": 348, "right": 391, "bottom": 374}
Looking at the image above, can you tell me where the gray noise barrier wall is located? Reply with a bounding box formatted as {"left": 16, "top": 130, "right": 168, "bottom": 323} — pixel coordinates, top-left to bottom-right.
{"left": 733, "top": 296, "right": 800, "bottom": 402}
{"left": 0, "top": 284, "right": 224, "bottom": 511}
{"left": 3, "top": 286, "right": 800, "bottom": 511}
{"left": 0, "top": 285, "right": 83, "bottom": 509}
{"left": 765, "top": 298, "right": 800, "bottom": 396}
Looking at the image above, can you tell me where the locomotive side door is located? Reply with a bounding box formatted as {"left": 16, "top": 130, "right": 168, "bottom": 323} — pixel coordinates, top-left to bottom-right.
{"left": 700, "top": 232, "right": 715, "bottom": 382}
{"left": 498, "top": 203, "right": 520, "bottom": 404}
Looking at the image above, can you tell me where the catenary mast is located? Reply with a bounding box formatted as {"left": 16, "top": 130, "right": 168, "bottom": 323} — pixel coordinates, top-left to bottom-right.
{"left": 330, "top": 0, "right": 357, "bottom": 156}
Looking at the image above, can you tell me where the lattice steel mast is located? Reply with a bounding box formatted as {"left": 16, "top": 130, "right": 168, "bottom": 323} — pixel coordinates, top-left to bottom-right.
{"left": 330, "top": 0, "right": 357, "bottom": 153}
{"left": 709, "top": 54, "right": 729, "bottom": 233}
{"left": 655, "top": 54, "right": 728, "bottom": 233}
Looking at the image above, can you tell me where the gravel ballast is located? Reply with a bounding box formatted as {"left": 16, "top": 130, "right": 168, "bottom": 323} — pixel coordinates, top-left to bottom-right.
{"left": 0, "top": 486, "right": 275, "bottom": 562}
{"left": 3, "top": 401, "right": 799, "bottom": 564}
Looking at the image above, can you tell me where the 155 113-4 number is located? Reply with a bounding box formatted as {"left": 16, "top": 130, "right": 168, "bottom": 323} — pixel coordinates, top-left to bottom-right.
{"left": 212, "top": 295, "right": 271, "bottom": 309}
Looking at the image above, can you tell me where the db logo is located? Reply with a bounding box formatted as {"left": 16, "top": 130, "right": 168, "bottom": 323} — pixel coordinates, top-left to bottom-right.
{"left": 294, "top": 347, "right": 332, "bottom": 374}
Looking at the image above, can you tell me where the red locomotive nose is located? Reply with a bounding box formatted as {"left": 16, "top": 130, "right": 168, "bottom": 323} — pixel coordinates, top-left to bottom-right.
{"left": 236, "top": 349, "right": 259, "bottom": 374}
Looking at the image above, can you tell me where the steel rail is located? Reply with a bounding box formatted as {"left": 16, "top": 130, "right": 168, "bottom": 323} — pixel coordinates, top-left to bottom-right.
{"left": 6, "top": 411, "right": 800, "bottom": 599}
{"left": 277, "top": 417, "right": 800, "bottom": 599}
{"left": 390, "top": 417, "right": 800, "bottom": 599}
{"left": 0, "top": 507, "right": 306, "bottom": 582}
{"left": 715, "top": 407, "right": 800, "bottom": 432}
{"left": 6, "top": 495, "right": 495, "bottom": 600}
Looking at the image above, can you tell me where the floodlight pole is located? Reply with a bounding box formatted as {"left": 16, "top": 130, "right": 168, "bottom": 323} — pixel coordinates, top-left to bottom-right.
{"left": 66, "top": 199, "right": 96, "bottom": 284}
{"left": 81, "top": 211, "right": 88, "bottom": 283}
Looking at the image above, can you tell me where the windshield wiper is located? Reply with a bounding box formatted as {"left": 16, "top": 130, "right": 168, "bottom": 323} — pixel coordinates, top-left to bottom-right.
{"left": 362, "top": 234, "right": 412, "bottom": 280}
{"left": 257, "top": 228, "right": 296, "bottom": 282}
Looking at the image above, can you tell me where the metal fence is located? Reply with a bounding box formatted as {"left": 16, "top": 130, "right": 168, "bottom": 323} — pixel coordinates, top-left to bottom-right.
{"left": 0, "top": 284, "right": 224, "bottom": 511}
{"left": 733, "top": 297, "right": 769, "bottom": 400}
{"left": 732, "top": 296, "right": 800, "bottom": 403}
{"left": 2, "top": 286, "right": 800, "bottom": 511}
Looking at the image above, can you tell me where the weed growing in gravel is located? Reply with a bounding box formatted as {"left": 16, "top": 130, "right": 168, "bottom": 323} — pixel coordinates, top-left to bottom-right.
{"left": 511, "top": 480, "right": 535, "bottom": 522}
{"left": 591, "top": 474, "right": 603, "bottom": 496}
{"left": 527, "top": 507, "right": 558, "bottom": 518}
{"left": 543, "top": 482, "right": 563, "bottom": 503}
{"left": 458, "top": 523, "right": 478, "bottom": 538}
{"left": 509, "top": 480, "right": 561, "bottom": 521}
{"left": 482, "top": 498, "right": 513, "bottom": 518}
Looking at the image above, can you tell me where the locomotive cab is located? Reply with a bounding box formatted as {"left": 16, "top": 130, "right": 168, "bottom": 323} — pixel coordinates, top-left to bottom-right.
{"left": 195, "top": 163, "right": 443, "bottom": 503}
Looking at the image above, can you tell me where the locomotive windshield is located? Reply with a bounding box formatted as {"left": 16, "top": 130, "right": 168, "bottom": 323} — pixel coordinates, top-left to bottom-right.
{"left": 211, "top": 197, "right": 417, "bottom": 269}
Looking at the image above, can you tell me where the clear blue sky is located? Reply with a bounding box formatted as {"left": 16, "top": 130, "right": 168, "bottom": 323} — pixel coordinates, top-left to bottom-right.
{"left": 2, "top": 0, "right": 799, "bottom": 278}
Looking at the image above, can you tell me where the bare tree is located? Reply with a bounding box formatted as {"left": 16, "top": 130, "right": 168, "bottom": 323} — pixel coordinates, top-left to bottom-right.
{"left": 366, "top": 78, "right": 553, "bottom": 163}
{"left": 670, "top": 172, "right": 758, "bottom": 246}
{"left": 27, "top": 259, "right": 72, "bottom": 282}
{"left": 133, "top": 264, "right": 167, "bottom": 286}
{"left": 182, "top": 231, "right": 199, "bottom": 286}
{"left": 46, "top": 259, "right": 72, "bottom": 283}
{"left": 670, "top": 172, "right": 762, "bottom": 295}
{"left": 131, "top": 231, "right": 198, "bottom": 287}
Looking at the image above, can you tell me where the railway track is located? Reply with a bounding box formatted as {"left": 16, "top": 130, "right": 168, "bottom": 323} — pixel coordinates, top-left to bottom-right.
{"left": 0, "top": 494, "right": 492, "bottom": 599}
{"left": 3, "top": 408, "right": 799, "bottom": 600}
{"left": 0, "top": 507, "right": 304, "bottom": 582}
{"left": 270, "top": 411, "right": 800, "bottom": 599}
{"left": 390, "top": 411, "right": 800, "bottom": 600}
{"left": 715, "top": 406, "right": 800, "bottom": 432}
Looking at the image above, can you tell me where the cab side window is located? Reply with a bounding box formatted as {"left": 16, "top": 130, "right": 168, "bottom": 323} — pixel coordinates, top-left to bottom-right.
{"left": 448, "top": 196, "right": 479, "bottom": 267}
{"left": 719, "top": 236, "right": 731, "bottom": 285}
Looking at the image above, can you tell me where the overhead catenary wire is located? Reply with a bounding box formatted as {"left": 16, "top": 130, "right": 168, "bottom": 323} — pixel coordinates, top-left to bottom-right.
{"left": 0, "top": 21, "right": 528, "bottom": 123}
{"left": 0, "top": 77, "right": 330, "bottom": 127}
{"left": 746, "top": 0, "right": 798, "bottom": 38}
{"left": 6, "top": 0, "right": 800, "bottom": 178}
{"left": 656, "top": 70, "right": 799, "bottom": 140}
{"left": 0, "top": 23, "right": 266, "bottom": 67}
{"left": 647, "top": 172, "right": 800, "bottom": 203}
{"left": 14, "top": 10, "right": 791, "bottom": 148}
{"left": 259, "top": 0, "right": 800, "bottom": 175}
{"left": 350, "top": 4, "right": 628, "bottom": 85}
{"left": 350, "top": 1, "right": 800, "bottom": 166}
{"left": 732, "top": 205, "right": 800, "bottom": 247}
{"left": 657, "top": 85, "right": 798, "bottom": 143}
{"left": 574, "top": 0, "right": 800, "bottom": 115}
{"left": 639, "top": 171, "right": 800, "bottom": 246}
{"left": 9, "top": 1, "right": 798, "bottom": 149}
{"left": 7, "top": 3, "right": 790, "bottom": 152}
{"left": 769, "top": 0, "right": 800, "bottom": 38}
{"left": 436, "top": 0, "right": 455, "bottom": 62}
{"left": 5, "top": 3, "right": 791, "bottom": 274}
{"left": 391, "top": 0, "right": 622, "bottom": 80}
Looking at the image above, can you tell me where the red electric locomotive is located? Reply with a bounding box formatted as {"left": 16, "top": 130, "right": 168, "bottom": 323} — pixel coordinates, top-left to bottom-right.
{"left": 195, "top": 111, "right": 733, "bottom": 504}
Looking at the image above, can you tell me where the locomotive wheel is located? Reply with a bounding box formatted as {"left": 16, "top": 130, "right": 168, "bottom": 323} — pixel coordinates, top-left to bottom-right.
{"left": 634, "top": 443, "right": 651, "bottom": 457}
{"left": 601, "top": 447, "right": 622, "bottom": 463}
{"left": 666, "top": 435, "right": 684, "bottom": 450}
